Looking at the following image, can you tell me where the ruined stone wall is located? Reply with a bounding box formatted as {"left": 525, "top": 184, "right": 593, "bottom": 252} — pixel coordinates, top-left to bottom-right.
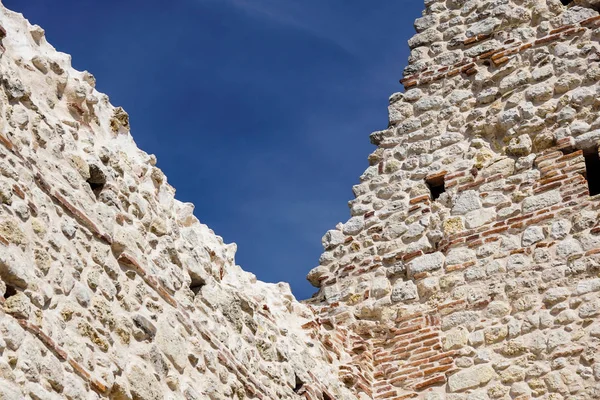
{"left": 3, "top": 0, "right": 600, "bottom": 399}
{"left": 0, "top": 4, "right": 358, "bottom": 400}
{"left": 307, "top": 0, "right": 600, "bottom": 399}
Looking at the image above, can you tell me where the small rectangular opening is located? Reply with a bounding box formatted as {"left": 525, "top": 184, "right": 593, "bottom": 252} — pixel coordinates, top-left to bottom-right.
{"left": 426, "top": 172, "right": 446, "bottom": 201}
{"left": 585, "top": 151, "right": 600, "bottom": 196}
{"left": 3, "top": 284, "right": 17, "bottom": 299}
{"left": 293, "top": 374, "right": 304, "bottom": 394}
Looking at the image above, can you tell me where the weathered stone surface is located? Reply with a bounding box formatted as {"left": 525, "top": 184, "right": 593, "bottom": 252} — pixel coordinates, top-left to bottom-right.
{"left": 127, "top": 364, "right": 162, "bottom": 400}
{"left": 391, "top": 280, "right": 418, "bottom": 303}
{"left": 321, "top": 229, "right": 345, "bottom": 249}
{"left": 522, "top": 190, "right": 561, "bottom": 213}
{"left": 448, "top": 364, "right": 496, "bottom": 392}
{"left": 407, "top": 252, "right": 445, "bottom": 276}
{"left": 452, "top": 191, "right": 482, "bottom": 215}
{"left": 2, "top": 0, "right": 600, "bottom": 398}
{"left": 342, "top": 217, "right": 364, "bottom": 236}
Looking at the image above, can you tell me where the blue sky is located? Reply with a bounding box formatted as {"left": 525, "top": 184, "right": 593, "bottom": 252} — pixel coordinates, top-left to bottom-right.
{"left": 5, "top": 0, "right": 423, "bottom": 299}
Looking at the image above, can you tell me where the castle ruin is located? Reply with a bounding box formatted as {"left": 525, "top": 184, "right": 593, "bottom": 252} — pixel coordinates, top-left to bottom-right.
{"left": 1, "top": 0, "right": 600, "bottom": 399}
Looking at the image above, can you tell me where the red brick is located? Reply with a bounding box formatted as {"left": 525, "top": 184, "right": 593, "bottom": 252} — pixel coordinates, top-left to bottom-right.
{"left": 581, "top": 15, "right": 600, "bottom": 26}
{"left": 410, "top": 195, "right": 430, "bottom": 205}
{"left": 413, "top": 375, "right": 446, "bottom": 390}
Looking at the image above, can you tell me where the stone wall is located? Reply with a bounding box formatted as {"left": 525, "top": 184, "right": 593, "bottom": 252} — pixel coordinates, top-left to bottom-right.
{"left": 0, "top": 4, "right": 357, "bottom": 400}
{"left": 3, "top": 0, "right": 600, "bottom": 399}
{"left": 307, "top": 0, "right": 600, "bottom": 398}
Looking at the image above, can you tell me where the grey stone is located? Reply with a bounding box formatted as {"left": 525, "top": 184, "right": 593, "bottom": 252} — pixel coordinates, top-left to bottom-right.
{"left": 543, "top": 288, "right": 570, "bottom": 306}
{"left": 521, "top": 226, "right": 544, "bottom": 246}
{"left": 575, "top": 129, "right": 600, "bottom": 150}
{"left": 550, "top": 219, "right": 571, "bottom": 240}
{"left": 414, "top": 15, "right": 437, "bottom": 32}
{"left": 155, "top": 317, "right": 188, "bottom": 372}
{"left": 448, "top": 364, "right": 496, "bottom": 392}
{"left": 507, "top": 134, "right": 532, "bottom": 156}
{"left": 342, "top": 217, "right": 364, "bottom": 236}
{"left": 452, "top": 191, "right": 482, "bottom": 215}
{"left": 407, "top": 252, "right": 445, "bottom": 276}
{"left": 371, "top": 276, "right": 391, "bottom": 299}
{"left": 547, "top": 329, "right": 571, "bottom": 352}
{"left": 466, "top": 17, "right": 500, "bottom": 37}
{"left": 391, "top": 280, "right": 418, "bottom": 302}
{"left": 321, "top": 229, "right": 345, "bottom": 250}
{"left": 465, "top": 208, "right": 495, "bottom": 229}
{"left": 0, "top": 248, "right": 33, "bottom": 289}
{"left": 446, "top": 248, "right": 476, "bottom": 266}
{"left": 0, "top": 380, "right": 23, "bottom": 400}
{"left": 556, "top": 238, "right": 582, "bottom": 259}
{"left": 576, "top": 278, "right": 600, "bottom": 295}
{"left": 127, "top": 363, "right": 162, "bottom": 400}
{"left": 522, "top": 190, "right": 561, "bottom": 213}
{"left": 579, "top": 300, "right": 599, "bottom": 318}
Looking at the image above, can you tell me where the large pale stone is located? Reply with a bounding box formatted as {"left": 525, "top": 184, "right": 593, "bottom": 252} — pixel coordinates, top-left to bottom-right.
{"left": 155, "top": 318, "right": 188, "bottom": 372}
{"left": 465, "top": 208, "right": 495, "bottom": 229}
{"left": 575, "top": 129, "right": 600, "bottom": 150}
{"left": 0, "top": 248, "right": 33, "bottom": 289}
{"left": 543, "top": 288, "right": 570, "bottom": 306}
{"left": 371, "top": 276, "right": 391, "bottom": 299}
{"left": 556, "top": 238, "right": 582, "bottom": 259}
{"left": 343, "top": 217, "right": 364, "bottom": 236}
{"left": 127, "top": 364, "right": 162, "bottom": 400}
{"left": 576, "top": 279, "right": 600, "bottom": 295}
{"left": 550, "top": 219, "right": 571, "bottom": 240}
{"left": 522, "top": 190, "right": 561, "bottom": 213}
{"left": 448, "top": 364, "right": 496, "bottom": 392}
{"left": 391, "top": 280, "right": 418, "bottom": 302}
{"left": 466, "top": 17, "right": 500, "bottom": 37}
{"left": 321, "top": 229, "right": 345, "bottom": 249}
{"left": 452, "top": 191, "right": 482, "bottom": 215}
{"left": 443, "top": 327, "right": 468, "bottom": 350}
{"left": 522, "top": 226, "right": 544, "bottom": 246}
{"left": 547, "top": 329, "right": 571, "bottom": 352}
{"left": 446, "top": 248, "right": 476, "bottom": 266}
{"left": 407, "top": 252, "right": 445, "bottom": 276}
{"left": 0, "top": 380, "right": 23, "bottom": 400}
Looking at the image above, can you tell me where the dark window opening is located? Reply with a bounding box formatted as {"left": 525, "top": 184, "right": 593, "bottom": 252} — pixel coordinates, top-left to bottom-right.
{"left": 585, "top": 151, "right": 600, "bottom": 196}
{"left": 293, "top": 375, "right": 304, "bottom": 394}
{"left": 426, "top": 174, "right": 446, "bottom": 201}
{"left": 4, "top": 284, "right": 17, "bottom": 299}
{"left": 560, "top": 0, "right": 572, "bottom": 5}
{"left": 323, "top": 392, "right": 333, "bottom": 400}
{"left": 87, "top": 164, "right": 106, "bottom": 197}
{"left": 189, "top": 276, "right": 206, "bottom": 296}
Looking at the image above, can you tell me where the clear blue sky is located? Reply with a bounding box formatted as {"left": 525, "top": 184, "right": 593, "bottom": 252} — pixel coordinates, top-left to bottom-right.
{"left": 4, "top": 0, "right": 423, "bottom": 299}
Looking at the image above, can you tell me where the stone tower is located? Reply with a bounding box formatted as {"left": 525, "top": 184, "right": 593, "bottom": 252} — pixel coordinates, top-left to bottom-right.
{"left": 303, "top": 0, "right": 600, "bottom": 398}
{"left": 1, "top": 0, "right": 600, "bottom": 399}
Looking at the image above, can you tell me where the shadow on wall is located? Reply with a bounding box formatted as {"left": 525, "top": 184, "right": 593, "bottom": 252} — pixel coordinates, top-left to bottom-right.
{"left": 565, "top": 0, "right": 600, "bottom": 12}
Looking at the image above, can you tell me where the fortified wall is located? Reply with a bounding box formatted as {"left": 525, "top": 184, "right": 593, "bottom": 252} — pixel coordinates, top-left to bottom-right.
{"left": 1, "top": 0, "right": 600, "bottom": 399}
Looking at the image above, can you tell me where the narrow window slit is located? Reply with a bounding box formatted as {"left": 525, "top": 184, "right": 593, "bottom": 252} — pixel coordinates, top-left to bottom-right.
{"left": 3, "top": 284, "right": 17, "bottom": 299}
{"left": 584, "top": 150, "right": 600, "bottom": 196}
{"left": 293, "top": 374, "right": 305, "bottom": 394}
{"left": 189, "top": 277, "right": 206, "bottom": 296}
{"left": 426, "top": 173, "right": 446, "bottom": 201}
{"left": 87, "top": 163, "right": 107, "bottom": 197}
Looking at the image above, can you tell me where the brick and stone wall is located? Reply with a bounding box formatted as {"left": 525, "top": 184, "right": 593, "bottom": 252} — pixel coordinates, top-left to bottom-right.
{"left": 307, "top": 0, "right": 600, "bottom": 398}
{"left": 0, "top": 5, "right": 356, "bottom": 400}
{"left": 3, "top": 0, "right": 600, "bottom": 399}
